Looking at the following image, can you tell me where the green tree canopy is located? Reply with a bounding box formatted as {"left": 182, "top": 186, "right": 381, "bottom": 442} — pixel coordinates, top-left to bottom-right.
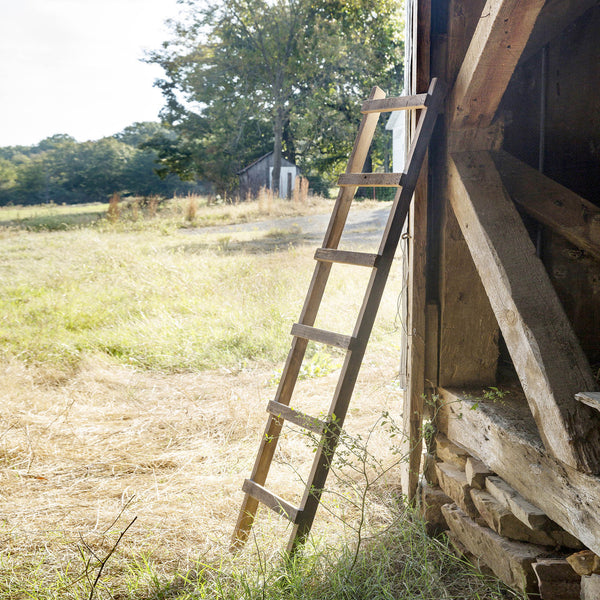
{"left": 147, "top": 0, "right": 404, "bottom": 195}
{"left": 0, "top": 124, "right": 203, "bottom": 206}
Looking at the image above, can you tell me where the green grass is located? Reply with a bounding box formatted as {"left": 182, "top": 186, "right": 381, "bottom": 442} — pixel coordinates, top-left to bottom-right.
{"left": 0, "top": 202, "right": 106, "bottom": 230}
{"left": 0, "top": 193, "right": 337, "bottom": 232}
{"left": 0, "top": 504, "right": 517, "bottom": 600}
{"left": 0, "top": 228, "right": 315, "bottom": 373}
{"left": 0, "top": 195, "right": 398, "bottom": 375}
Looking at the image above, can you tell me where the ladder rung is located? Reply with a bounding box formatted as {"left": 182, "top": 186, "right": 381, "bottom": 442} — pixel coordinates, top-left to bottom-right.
{"left": 291, "top": 323, "right": 358, "bottom": 351}
{"left": 242, "top": 479, "right": 301, "bottom": 523}
{"left": 361, "top": 93, "right": 429, "bottom": 114}
{"left": 314, "top": 248, "right": 381, "bottom": 268}
{"left": 267, "top": 400, "right": 327, "bottom": 434}
{"left": 338, "top": 173, "right": 404, "bottom": 187}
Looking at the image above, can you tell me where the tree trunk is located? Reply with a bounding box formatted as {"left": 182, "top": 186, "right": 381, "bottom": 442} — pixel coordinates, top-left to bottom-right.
{"left": 283, "top": 119, "right": 296, "bottom": 163}
{"left": 272, "top": 103, "right": 284, "bottom": 196}
{"left": 272, "top": 68, "right": 285, "bottom": 197}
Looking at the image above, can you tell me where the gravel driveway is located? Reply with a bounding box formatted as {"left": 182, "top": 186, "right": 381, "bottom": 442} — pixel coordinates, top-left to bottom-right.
{"left": 187, "top": 205, "right": 391, "bottom": 247}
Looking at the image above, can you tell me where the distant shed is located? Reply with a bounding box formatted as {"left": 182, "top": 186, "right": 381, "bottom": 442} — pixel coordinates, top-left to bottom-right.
{"left": 238, "top": 152, "right": 299, "bottom": 199}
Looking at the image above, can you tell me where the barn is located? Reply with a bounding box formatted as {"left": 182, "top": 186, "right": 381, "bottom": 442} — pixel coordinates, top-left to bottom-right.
{"left": 238, "top": 151, "right": 299, "bottom": 199}
{"left": 232, "top": 1, "right": 600, "bottom": 595}
{"left": 397, "top": 0, "right": 600, "bottom": 597}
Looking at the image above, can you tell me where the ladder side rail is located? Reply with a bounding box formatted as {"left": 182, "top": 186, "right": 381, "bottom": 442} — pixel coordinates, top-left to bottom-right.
{"left": 287, "top": 79, "right": 447, "bottom": 553}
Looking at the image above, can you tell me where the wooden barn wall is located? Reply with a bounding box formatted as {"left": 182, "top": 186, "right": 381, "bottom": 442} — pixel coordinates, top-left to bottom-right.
{"left": 429, "top": 0, "right": 500, "bottom": 389}
{"left": 239, "top": 159, "right": 271, "bottom": 199}
{"left": 500, "top": 4, "right": 600, "bottom": 368}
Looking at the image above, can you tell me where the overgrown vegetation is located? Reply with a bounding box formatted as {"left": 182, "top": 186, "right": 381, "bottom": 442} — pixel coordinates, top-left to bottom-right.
{"left": 146, "top": 0, "right": 404, "bottom": 195}
{"left": 0, "top": 124, "right": 204, "bottom": 206}
{"left": 0, "top": 199, "right": 524, "bottom": 599}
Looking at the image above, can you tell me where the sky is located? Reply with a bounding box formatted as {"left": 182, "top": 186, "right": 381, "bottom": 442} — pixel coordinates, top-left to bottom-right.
{"left": 0, "top": 0, "right": 184, "bottom": 147}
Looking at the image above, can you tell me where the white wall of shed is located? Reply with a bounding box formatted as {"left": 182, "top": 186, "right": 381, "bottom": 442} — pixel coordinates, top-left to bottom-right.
{"left": 269, "top": 166, "right": 297, "bottom": 198}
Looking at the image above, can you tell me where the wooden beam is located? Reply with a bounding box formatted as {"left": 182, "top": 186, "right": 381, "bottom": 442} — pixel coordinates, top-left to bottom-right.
{"left": 435, "top": 0, "right": 500, "bottom": 389}
{"left": 442, "top": 503, "right": 546, "bottom": 594}
{"left": 338, "top": 173, "right": 404, "bottom": 187}
{"left": 576, "top": 392, "right": 600, "bottom": 413}
{"left": 492, "top": 150, "right": 600, "bottom": 262}
{"left": 361, "top": 94, "right": 428, "bottom": 114}
{"left": 400, "top": 0, "right": 430, "bottom": 501}
{"left": 448, "top": 151, "right": 600, "bottom": 474}
{"left": 438, "top": 387, "right": 600, "bottom": 556}
{"left": 520, "top": 0, "right": 599, "bottom": 65}
{"left": 437, "top": 203, "right": 499, "bottom": 387}
{"left": 449, "top": 0, "right": 545, "bottom": 128}
{"left": 446, "top": 0, "right": 487, "bottom": 84}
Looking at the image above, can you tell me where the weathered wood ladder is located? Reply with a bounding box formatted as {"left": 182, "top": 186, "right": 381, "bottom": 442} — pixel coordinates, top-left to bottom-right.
{"left": 231, "top": 78, "right": 447, "bottom": 555}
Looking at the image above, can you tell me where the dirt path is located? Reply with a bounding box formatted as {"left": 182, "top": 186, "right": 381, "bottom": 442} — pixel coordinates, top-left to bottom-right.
{"left": 186, "top": 205, "right": 391, "bottom": 247}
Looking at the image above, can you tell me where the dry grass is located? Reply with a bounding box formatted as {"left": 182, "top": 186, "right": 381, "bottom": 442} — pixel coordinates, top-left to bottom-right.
{"left": 0, "top": 348, "right": 404, "bottom": 597}
{"left": 0, "top": 199, "right": 410, "bottom": 597}
{"left": 0, "top": 198, "right": 517, "bottom": 599}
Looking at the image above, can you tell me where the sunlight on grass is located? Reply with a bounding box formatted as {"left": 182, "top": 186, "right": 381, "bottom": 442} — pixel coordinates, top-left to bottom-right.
{"left": 0, "top": 199, "right": 401, "bottom": 375}
{"left": 0, "top": 199, "right": 522, "bottom": 600}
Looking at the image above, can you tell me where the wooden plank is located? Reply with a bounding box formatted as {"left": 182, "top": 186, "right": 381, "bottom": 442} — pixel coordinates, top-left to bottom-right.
{"left": 435, "top": 461, "right": 478, "bottom": 518}
{"left": 576, "top": 392, "right": 600, "bottom": 413}
{"left": 400, "top": 166, "right": 428, "bottom": 499}
{"left": 435, "top": 433, "right": 469, "bottom": 469}
{"left": 266, "top": 401, "right": 326, "bottom": 435}
{"left": 532, "top": 559, "right": 582, "bottom": 600}
{"left": 438, "top": 387, "right": 600, "bottom": 555}
{"left": 361, "top": 93, "right": 428, "bottom": 114}
{"left": 314, "top": 248, "right": 380, "bottom": 268}
{"left": 437, "top": 0, "right": 499, "bottom": 390}
{"left": 337, "top": 173, "right": 404, "bottom": 187}
{"left": 485, "top": 476, "right": 551, "bottom": 531}
{"left": 438, "top": 204, "right": 499, "bottom": 387}
{"left": 442, "top": 503, "right": 547, "bottom": 594}
{"left": 446, "top": 0, "right": 487, "bottom": 84}
{"left": 581, "top": 574, "right": 600, "bottom": 600}
{"left": 424, "top": 302, "right": 438, "bottom": 390}
{"left": 493, "top": 150, "right": 600, "bottom": 262}
{"left": 520, "top": 0, "right": 599, "bottom": 65}
{"left": 465, "top": 456, "right": 493, "bottom": 489}
{"left": 242, "top": 479, "right": 300, "bottom": 523}
{"left": 448, "top": 151, "right": 600, "bottom": 474}
{"left": 400, "top": 0, "right": 432, "bottom": 502}
{"left": 420, "top": 481, "right": 452, "bottom": 536}
{"left": 290, "top": 323, "right": 357, "bottom": 351}
{"left": 470, "top": 488, "right": 578, "bottom": 547}
{"left": 471, "top": 489, "right": 549, "bottom": 543}
{"left": 449, "top": 0, "right": 545, "bottom": 128}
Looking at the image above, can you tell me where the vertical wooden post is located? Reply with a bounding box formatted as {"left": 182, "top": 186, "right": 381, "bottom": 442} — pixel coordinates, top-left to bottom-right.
{"left": 401, "top": 0, "right": 431, "bottom": 501}
{"left": 437, "top": 0, "right": 500, "bottom": 390}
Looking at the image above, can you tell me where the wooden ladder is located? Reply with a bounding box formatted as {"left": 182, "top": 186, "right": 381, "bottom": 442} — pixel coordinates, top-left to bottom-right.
{"left": 231, "top": 78, "right": 447, "bottom": 555}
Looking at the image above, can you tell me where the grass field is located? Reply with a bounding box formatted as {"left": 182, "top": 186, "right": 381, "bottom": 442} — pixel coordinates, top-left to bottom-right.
{"left": 0, "top": 197, "right": 522, "bottom": 599}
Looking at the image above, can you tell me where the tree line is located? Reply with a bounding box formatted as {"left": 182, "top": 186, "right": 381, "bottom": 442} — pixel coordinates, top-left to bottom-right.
{"left": 0, "top": 123, "right": 204, "bottom": 206}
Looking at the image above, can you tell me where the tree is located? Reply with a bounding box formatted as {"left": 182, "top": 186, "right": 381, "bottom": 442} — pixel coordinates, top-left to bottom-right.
{"left": 147, "top": 0, "right": 404, "bottom": 196}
